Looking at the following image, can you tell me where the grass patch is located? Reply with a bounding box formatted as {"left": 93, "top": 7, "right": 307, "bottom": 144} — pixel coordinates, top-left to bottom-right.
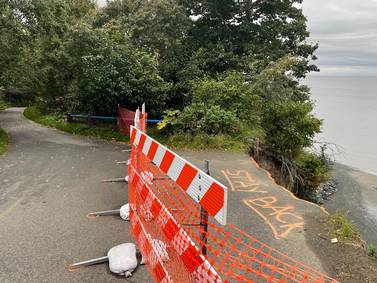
{"left": 23, "top": 106, "right": 246, "bottom": 151}
{"left": 367, "top": 244, "right": 377, "bottom": 259}
{"left": 0, "top": 100, "right": 10, "bottom": 155}
{"left": 24, "top": 106, "right": 129, "bottom": 142}
{"left": 328, "top": 210, "right": 361, "bottom": 242}
{"left": 149, "top": 127, "right": 247, "bottom": 152}
{"left": 0, "top": 100, "right": 10, "bottom": 111}
{"left": 0, "top": 127, "right": 8, "bottom": 155}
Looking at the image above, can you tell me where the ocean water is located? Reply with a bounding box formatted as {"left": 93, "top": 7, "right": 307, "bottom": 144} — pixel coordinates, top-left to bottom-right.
{"left": 305, "top": 76, "right": 377, "bottom": 175}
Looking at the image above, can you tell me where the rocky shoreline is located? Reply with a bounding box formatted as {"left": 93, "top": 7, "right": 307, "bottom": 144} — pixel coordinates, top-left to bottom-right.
{"left": 323, "top": 163, "right": 377, "bottom": 246}
{"left": 315, "top": 178, "right": 339, "bottom": 204}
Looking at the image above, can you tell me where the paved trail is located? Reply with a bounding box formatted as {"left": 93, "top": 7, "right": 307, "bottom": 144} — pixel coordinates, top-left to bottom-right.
{"left": 179, "top": 151, "right": 330, "bottom": 274}
{"left": 0, "top": 108, "right": 150, "bottom": 282}
{"left": 0, "top": 108, "right": 333, "bottom": 282}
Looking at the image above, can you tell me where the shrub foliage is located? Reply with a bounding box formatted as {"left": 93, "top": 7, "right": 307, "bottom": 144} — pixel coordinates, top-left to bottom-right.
{"left": 0, "top": 0, "right": 329, "bottom": 198}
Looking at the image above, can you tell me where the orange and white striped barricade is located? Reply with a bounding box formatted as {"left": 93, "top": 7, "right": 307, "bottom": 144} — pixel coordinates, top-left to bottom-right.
{"left": 128, "top": 125, "right": 339, "bottom": 283}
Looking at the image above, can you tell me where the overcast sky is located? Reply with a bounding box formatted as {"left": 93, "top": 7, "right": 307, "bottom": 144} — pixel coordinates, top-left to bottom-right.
{"left": 303, "top": 0, "right": 377, "bottom": 76}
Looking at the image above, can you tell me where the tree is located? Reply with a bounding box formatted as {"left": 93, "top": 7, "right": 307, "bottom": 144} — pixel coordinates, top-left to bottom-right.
{"left": 0, "top": 0, "right": 96, "bottom": 106}
{"left": 0, "top": 1, "right": 30, "bottom": 89}
{"left": 180, "top": 0, "right": 318, "bottom": 77}
{"left": 64, "top": 25, "right": 170, "bottom": 115}
{"left": 252, "top": 57, "right": 321, "bottom": 158}
{"left": 95, "top": 0, "right": 191, "bottom": 109}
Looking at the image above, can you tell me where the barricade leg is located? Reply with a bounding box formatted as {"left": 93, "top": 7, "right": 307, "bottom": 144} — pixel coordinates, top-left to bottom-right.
{"left": 87, "top": 209, "right": 120, "bottom": 217}
{"left": 102, "top": 176, "right": 128, "bottom": 183}
{"left": 69, "top": 256, "right": 109, "bottom": 271}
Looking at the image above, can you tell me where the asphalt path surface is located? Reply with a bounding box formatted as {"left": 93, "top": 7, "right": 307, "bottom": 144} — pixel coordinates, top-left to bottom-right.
{"left": 0, "top": 108, "right": 336, "bottom": 282}
{"left": 179, "top": 151, "right": 330, "bottom": 275}
{"left": 0, "top": 108, "right": 150, "bottom": 282}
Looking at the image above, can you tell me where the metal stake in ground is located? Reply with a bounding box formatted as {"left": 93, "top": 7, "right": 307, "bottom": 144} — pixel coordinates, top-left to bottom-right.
{"left": 87, "top": 209, "right": 120, "bottom": 218}
{"left": 69, "top": 244, "right": 142, "bottom": 277}
{"left": 69, "top": 256, "right": 109, "bottom": 271}
{"left": 200, "top": 160, "right": 210, "bottom": 256}
{"left": 102, "top": 176, "right": 128, "bottom": 183}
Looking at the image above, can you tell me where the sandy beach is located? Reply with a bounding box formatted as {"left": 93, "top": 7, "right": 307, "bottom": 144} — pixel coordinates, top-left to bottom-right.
{"left": 325, "top": 163, "right": 377, "bottom": 245}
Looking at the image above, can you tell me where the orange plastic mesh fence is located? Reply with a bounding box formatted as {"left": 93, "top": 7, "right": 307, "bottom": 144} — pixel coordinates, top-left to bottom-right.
{"left": 118, "top": 107, "right": 148, "bottom": 135}
{"left": 128, "top": 128, "right": 339, "bottom": 283}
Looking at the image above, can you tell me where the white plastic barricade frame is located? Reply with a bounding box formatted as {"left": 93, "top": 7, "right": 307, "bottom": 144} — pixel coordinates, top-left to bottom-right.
{"left": 130, "top": 126, "right": 228, "bottom": 225}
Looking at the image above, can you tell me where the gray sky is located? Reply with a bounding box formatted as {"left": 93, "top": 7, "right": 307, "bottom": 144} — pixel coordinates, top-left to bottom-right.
{"left": 97, "top": 0, "right": 377, "bottom": 76}
{"left": 303, "top": 0, "right": 377, "bottom": 76}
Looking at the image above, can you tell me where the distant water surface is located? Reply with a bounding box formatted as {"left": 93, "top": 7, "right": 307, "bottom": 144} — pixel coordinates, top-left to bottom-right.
{"left": 306, "top": 76, "right": 377, "bottom": 175}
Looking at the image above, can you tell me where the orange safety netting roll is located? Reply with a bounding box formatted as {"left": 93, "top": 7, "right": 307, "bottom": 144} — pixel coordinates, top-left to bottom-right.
{"left": 128, "top": 127, "right": 339, "bottom": 283}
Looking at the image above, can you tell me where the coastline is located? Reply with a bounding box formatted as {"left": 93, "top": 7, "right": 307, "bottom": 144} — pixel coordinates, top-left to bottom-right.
{"left": 324, "top": 162, "right": 377, "bottom": 245}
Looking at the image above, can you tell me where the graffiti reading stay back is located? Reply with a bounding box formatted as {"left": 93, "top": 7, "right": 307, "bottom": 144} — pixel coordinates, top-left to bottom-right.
{"left": 222, "top": 169, "right": 305, "bottom": 239}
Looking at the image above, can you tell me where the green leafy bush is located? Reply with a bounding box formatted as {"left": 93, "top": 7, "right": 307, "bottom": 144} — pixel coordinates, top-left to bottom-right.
{"left": 158, "top": 72, "right": 261, "bottom": 138}
{"left": 262, "top": 101, "right": 321, "bottom": 158}
{"left": 294, "top": 151, "right": 331, "bottom": 199}
{"left": 252, "top": 58, "right": 322, "bottom": 158}
{"left": 190, "top": 72, "right": 260, "bottom": 125}
{"left": 157, "top": 110, "right": 180, "bottom": 131}
{"left": 64, "top": 26, "right": 170, "bottom": 116}
{"left": 176, "top": 103, "right": 241, "bottom": 136}
{"left": 0, "top": 100, "right": 9, "bottom": 111}
{"left": 328, "top": 210, "right": 360, "bottom": 242}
